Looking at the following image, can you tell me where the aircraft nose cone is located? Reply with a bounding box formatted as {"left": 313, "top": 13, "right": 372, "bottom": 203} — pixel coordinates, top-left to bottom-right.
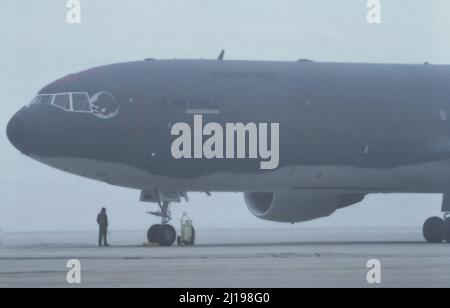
{"left": 7, "top": 115, "right": 25, "bottom": 150}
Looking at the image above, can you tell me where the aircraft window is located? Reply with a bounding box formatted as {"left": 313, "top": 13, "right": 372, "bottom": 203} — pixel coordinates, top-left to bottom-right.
{"left": 29, "top": 94, "right": 53, "bottom": 107}
{"left": 52, "top": 93, "right": 71, "bottom": 111}
{"left": 28, "top": 96, "right": 39, "bottom": 106}
{"left": 72, "top": 93, "right": 92, "bottom": 112}
{"left": 36, "top": 95, "right": 53, "bottom": 105}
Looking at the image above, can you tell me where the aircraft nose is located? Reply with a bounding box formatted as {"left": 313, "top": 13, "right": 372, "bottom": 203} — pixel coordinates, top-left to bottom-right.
{"left": 6, "top": 114, "right": 25, "bottom": 152}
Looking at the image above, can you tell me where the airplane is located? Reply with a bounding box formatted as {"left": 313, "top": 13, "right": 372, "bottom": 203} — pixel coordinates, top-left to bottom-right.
{"left": 6, "top": 53, "right": 450, "bottom": 246}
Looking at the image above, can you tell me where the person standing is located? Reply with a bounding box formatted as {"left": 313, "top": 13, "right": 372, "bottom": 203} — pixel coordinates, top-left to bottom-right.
{"left": 97, "top": 208, "right": 110, "bottom": 247}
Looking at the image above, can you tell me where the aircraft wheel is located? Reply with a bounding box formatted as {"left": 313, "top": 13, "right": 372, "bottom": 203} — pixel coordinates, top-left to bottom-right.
{"left": 443, "top": 219, "right": 450, "bottom": 243}
{"left": 423, "top": 217, "right": 444, "bottom": 243}
{"left": 158, "top": 224, "right": 176, "bottom": 246}
{"left": 147, "top": 224, "right": 161, "bottom": 243}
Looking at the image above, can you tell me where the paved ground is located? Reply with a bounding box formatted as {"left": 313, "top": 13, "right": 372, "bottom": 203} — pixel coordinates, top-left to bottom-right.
{"left": 0, "top": 228, "right": 449, "bottom": 288}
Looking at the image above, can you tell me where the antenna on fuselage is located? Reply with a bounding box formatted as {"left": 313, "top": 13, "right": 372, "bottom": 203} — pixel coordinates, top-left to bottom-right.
{"left": 217, "top": 49, "right": 225, "bottom": 60}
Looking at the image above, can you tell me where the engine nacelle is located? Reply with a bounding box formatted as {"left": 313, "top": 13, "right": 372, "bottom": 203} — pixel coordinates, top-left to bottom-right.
{"left": 244, "top": 191, "right": 365, "bottom": 223}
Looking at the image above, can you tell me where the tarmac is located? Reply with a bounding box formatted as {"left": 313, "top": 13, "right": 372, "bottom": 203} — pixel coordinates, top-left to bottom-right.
{"left": 0, "top": 228, "right": 449, "bottom": 288}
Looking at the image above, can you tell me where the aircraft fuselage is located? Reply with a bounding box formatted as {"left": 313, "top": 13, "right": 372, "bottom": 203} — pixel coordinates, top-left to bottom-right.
{"left": 7, "top": 59, "right": 450, "bottom": 193}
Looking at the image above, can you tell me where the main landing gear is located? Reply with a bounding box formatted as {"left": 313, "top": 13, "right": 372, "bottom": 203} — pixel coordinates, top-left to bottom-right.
{"left": 423, "top": 194, "right": 450, "bottom": 243}
{"left": 141, "top": 190, "right": 188, "bottom": 246}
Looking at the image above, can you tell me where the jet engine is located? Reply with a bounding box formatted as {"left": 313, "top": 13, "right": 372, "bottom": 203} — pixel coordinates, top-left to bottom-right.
{"left": 244, "top": 191, "right": 365, "bottom": 223}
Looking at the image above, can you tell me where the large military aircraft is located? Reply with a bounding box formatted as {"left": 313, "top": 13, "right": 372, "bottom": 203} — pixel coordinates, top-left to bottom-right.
{"left": 6, "top": 53, "right": 450, "bottom": 245}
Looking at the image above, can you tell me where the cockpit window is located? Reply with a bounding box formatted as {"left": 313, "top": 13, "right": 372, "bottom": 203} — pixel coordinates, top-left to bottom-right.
{"left": 29, "top": 94, "right": 53, "bottom": 107}
{"left": 41, "top": 91, "right": 117, "bottom": 119}
{"left": 29, "top": 97, "right": 39, "bottom": 106}
{"left": 52, "top": 93, "right": 71, "bottom": 110}
{"left": 38, "top": 95, "right": 53, "bottom": 105}
{"left": 72, "top": 93, "right": 92, "bottom": 112}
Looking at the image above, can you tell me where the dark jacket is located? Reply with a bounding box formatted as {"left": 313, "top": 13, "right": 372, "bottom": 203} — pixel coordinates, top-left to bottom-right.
{"left": 97, "top": 212, "right": 108, "bottom": 227}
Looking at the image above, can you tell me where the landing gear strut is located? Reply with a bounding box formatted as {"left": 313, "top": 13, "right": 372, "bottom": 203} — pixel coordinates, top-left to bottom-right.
{"left": 423, "top": 194, "right": 450, "bottom": 243}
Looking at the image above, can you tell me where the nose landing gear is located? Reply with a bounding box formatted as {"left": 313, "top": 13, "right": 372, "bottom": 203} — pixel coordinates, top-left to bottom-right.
{"left": 146, "top": 202, "right": 177, "bottom": 246}
{"left": 141, "top": 190, "right": 188, "bottom": 246}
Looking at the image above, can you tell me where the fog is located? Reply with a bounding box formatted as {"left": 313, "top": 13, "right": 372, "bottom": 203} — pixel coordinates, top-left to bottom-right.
{"left": 1, "top": 0, "right": 449, "bottom": 232}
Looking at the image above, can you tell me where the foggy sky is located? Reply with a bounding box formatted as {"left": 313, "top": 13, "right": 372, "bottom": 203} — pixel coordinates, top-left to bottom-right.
{"left": 1, "top": 0, "right": 450, "bottom": 232}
